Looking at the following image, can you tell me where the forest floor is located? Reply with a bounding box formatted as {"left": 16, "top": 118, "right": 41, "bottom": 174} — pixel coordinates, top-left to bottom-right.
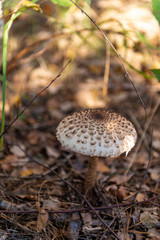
{"left": 0, "top": 0, "right": 160, "bottom": 239}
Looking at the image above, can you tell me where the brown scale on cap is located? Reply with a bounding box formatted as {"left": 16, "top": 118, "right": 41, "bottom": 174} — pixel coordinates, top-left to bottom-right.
{"left": 56, "top": 109, "right": 137, "bottom": 158}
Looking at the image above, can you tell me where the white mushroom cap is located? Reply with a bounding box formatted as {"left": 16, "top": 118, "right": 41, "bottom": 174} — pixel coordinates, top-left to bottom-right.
{"left": 56, "top": 110, "right": 137, "bottom": 158}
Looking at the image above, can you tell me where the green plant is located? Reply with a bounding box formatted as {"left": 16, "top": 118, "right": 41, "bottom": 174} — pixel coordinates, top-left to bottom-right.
{"left": 0, "top": 0, "right": 41, "bottom": 151}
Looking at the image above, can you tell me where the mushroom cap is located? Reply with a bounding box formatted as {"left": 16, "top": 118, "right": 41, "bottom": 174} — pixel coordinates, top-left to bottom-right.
{"left": 56, "top": 110, "right": 137, "bottom": 158}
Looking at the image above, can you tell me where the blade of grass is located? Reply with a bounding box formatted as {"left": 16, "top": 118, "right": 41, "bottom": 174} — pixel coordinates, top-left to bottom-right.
{"left": 0, "top": 0, "right": 39, "bottom": 151}
{"left": 0, "top": 10, "right": 24, "bottom": 151}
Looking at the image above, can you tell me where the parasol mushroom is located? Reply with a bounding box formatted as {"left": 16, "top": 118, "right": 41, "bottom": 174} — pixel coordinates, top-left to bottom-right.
{"left": 56, "top": 109, "right": 137, "bottom": 193}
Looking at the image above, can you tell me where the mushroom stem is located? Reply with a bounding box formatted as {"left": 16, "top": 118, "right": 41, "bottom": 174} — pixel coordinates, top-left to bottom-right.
{"left": 84, "top": 156, "right": 98, "bottom": 192}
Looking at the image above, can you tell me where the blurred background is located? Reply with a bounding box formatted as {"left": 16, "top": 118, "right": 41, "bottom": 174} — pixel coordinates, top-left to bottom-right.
{"left": 1, "top": 0, "right": 160, "bottom": 116}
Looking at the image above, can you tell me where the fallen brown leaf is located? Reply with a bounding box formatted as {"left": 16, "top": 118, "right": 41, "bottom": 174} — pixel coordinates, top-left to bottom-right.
{"left": 97, "top": 160, "right": 110, "bottom": 173}
{"left": 106, "top": 185, "right": 130, "bottom": 201}
{"left": 27, "top": 131, "right": 40, "bottom": 145}
{"left": 149, "top": 168, "right": 160, "bottom": 181}
{"left": 20, "top": 168, "right": 34, "bottom": 177}
{"left": 135, "top": 193, "right": 146, "bottom": 202}
{"left": 110, "top": 173, "right": 133, "bottom": 185}
{"left": 148, "top": 228, "right": 160, "bottom": 238}
{"left": 1, "top": 155, "right": 19, "bottom": 171}
{"left": 10, "top": 145, "right": 26, "bottom": 158}
{"left": 46, "top": 146, "right": 60, "bottom": 158}
{"left": 140, "top": 212, "right": 159, "bottom": 228}
{"left": 36, "top": 202, "right": 48, "bottom": 232}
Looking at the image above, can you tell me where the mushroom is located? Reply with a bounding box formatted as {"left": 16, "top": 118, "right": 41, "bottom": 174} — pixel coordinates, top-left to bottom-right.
{"left": 56, "top": 109, "right": 137, "bottom": 193}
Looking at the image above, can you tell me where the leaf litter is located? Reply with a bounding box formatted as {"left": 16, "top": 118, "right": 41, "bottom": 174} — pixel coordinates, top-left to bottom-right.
{"left": 0, "top": 0, "right": 160, "bottom": 239}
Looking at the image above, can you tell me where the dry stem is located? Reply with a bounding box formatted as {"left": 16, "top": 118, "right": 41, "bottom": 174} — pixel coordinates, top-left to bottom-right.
{"left": 84, "top": 156, "right": 98, "bottom": 192}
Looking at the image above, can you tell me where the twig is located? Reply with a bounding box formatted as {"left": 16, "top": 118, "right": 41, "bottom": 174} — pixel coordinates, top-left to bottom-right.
{"left": 0, "top": 60, "right": 71, "bottom": 140}
{"left": 69, "top": 0, "right": 146, "bottom": 116}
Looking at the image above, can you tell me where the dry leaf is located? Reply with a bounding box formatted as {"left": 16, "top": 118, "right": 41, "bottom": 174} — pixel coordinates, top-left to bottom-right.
{"left": 43, "top": 199, "right": 60, "bottom": 210}
{"left": 36, "top": 202, "right": 48, "bottom": 232}
{"left": 46, "top": 146, "right": 60, "bottom": 158}
{"left": 135, "top": 193, "right": 146, "bottom": 202}
{"left": 20, "top": 168, "right": 33, "bottom": 177}
{"left": 10, "top": 145, "right": 26, "bottom": 158}
{"left": 148, "top": 228, "right": 160, "bottom": 238}
{"left": 106, "top": 185, "right": 129, "bottom": 201}
{"left": 117, "top": 230, "right": 132, "bottom": 240}
{"left": 16, "top": 194, "right": 37, "bottom": 200}
{"left": 97, "top": 160, "right": 110, "bottom": 173}
{"left": 27, "top": 131, "right": 39, "bottom": 145}
{"left": 60, "top": 101, "right": 74, "bottom": 113}
{"left": 134, "top": 233, "right": 142, "bottom": 240}
{"left": 152, "top": 130, "right": 160, "bottom": 151}
{"left": 81, "top": 212, "right": 92, "bottom": 227}
{"left": 0, "top": 233, "right": 8, "bottom": 240}
{"left": 26, "top": 221, "right": 37, "bottom": 231}
{"left": 1, "top": 155, "right": 19, "bottom": 170}
{"left": 116, "top": 186, "right": 129, "bottom": 201}
{"left": 20, "top": 165, "right": 44, "bottom": 176}
{"left": 149, "top": 168, "right": 160, "bottom": 181}
{"left": 140, "top": 212, "right": 159, "bottom": 228}
{"left": 87, "top": 63, "right": 103, "bottom": 75}
{"left": 105, "top": 184, "right": 118, "bottom": 193}
{"left": 110, "top": 173, "right": 133, "bottom": 185}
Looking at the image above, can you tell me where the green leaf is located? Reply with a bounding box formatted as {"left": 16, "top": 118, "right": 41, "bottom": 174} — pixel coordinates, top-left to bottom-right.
{"left": 151, "top": 69, "right": 160, "bottom": 82}
{"left": 152, "top": 0, "right": 160, "bottom": 25}
{"left": 50, "top": 0, "right": 72, "bottom": 7}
